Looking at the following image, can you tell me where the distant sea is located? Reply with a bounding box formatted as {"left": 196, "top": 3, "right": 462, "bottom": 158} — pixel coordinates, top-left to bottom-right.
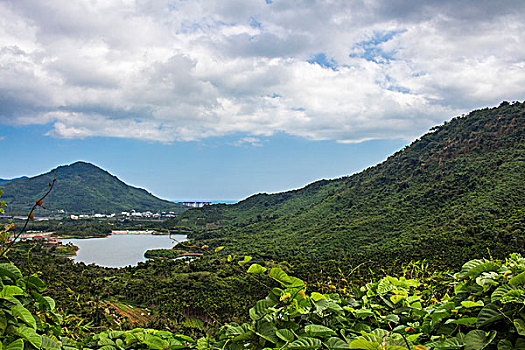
{"left": 210, "top": 200, "right": 237, "bottom": 205}
{"left": 173, "top": 200, "right": 238, "bottom": 205}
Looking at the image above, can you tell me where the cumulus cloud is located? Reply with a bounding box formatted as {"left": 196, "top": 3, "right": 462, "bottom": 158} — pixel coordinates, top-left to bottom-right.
{"left": 0, "top": 0, "right": 524, "bottom": 143}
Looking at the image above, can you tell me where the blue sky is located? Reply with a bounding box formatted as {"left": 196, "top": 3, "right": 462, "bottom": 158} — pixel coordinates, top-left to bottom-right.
{"left": 0, "top": 123, "right": 407, "bottom": 201}
{"left": 1, "top": 0, "right": 524, "bottom": 201}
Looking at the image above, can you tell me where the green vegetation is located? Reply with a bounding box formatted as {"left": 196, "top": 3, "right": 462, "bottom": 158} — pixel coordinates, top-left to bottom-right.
{"left": 3, "top": 217, "right": 174, "bottom": 239}
{"left": 53, "top": 220, "right": 113, "bottom": 238}
{"left": 0, "top": 162, "right": 187, "bottom": 215}
{"left": 2, "top": 250, "right": 525, "bottom": 349}
{"left": 144, "top": 248, "right": 201, "bottom": 260}
{"left": 0, "top": 177, "right": 28, "bottom": 186}
{"left": 170, "top": 102, "right": 524, "bottom": 265}
{"left": 11, "top": 240, "right": 78, "bottom": 256}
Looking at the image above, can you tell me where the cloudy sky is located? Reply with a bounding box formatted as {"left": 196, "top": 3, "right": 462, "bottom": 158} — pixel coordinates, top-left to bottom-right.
{"left": 1, "top": 0, "right": 524, "bottom": 201}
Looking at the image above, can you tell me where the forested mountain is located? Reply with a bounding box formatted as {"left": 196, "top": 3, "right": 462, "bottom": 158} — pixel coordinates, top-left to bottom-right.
{"left": 0, "top": 161, "right": 187, "bottom": 214}
{"left": 0, "top": 176, "right": 28, "bottom": 185}
{"left": 173, "top": 101, "right": 525, "bottom": 263}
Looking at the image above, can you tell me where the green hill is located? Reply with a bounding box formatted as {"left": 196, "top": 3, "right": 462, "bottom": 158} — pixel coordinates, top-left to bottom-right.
{"left": 0, "top": 176, "right": 28, "bottom": 185}
{"left": 0, "top": 161, "right": 187, "bottom": 215}
{"left": 172, "top": 101, "right": 525, "bottom": 263}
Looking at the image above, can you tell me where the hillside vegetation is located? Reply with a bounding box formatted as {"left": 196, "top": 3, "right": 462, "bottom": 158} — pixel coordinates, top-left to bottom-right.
{"left": 171, "top": 102, "right": 524, "bottom": 264}
{"left": 0, "top": 177, "right": 28, "bottom": 185}
{"left": 0, "top": 162, "right": 187, "bottom": 215}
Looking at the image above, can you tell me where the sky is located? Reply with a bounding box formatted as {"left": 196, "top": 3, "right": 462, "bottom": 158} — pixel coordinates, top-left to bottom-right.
{"left": 0, "top": 0, "right": 524, "bottom": 201}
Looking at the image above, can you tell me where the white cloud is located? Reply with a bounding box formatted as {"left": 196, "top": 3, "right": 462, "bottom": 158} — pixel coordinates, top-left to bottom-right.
{"left": 0, "top": 0, "right": 524, "bottom": 143}
{"left": 231, "top": 137, "right": 264, "bottom": 147}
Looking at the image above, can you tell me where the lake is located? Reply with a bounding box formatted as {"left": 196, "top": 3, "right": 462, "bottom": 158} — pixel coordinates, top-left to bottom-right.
{"left": 61, "top": 234, "right": 187, "bottom": 268}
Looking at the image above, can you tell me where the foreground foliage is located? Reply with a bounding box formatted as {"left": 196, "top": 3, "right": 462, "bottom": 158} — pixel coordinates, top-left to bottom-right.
{"left": 1, "top": 252, "right": 525, "bottom": 349}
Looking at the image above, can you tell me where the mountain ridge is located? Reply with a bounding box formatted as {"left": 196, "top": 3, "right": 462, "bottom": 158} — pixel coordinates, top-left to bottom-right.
{"left": 0, "top": 161, "right": 187, "bottom": 215}
{"left": 0, "top": 176, "right": 29, "bottom": 185}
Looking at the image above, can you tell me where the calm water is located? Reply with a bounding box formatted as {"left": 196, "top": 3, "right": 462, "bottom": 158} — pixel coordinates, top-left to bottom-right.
{"left": 61, "top": 234, "right": 187, "bottom": 268}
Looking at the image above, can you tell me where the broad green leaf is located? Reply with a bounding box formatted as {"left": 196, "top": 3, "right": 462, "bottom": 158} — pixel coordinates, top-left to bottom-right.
{"left": 222, "top": 323, "right": 253, "bottom": 343}
{"left": 509, "top": 271, "right": 525, "bottom": 285}
{"left": 381, "top": 314, "right": 400, "bottom": 324}
{"left": 407, "top": 334, "right": 422, "bottom": 343}
{"left": 269, "top": 268, "right": 292, "bottom": 285}
{"left": 461, "top": 300, "right": 484, "bottom": 308}
{"left": 491, "top": 285, "right": 514, "bottom": 302}
{"left": 325, "top": 301, "right": 344, "bottom": 314}
{"left": 276, "top": 329, "right": 294, "bottom": 343}
{"left": 11, "top": 305, "right": 37, "bottom": 329}
{"left": 288, "top": 337, "right": 322, "bottom": 349}
{"left": 324, "top": 337, "right": 350, "bottom": 349}
{"left": 5, "top": 339, "right": 24, "bottom": 350}
{"left": 349, "top": 338, "right": 380, "bottom": 350}
{"left": 354, "top": 322, "right": 372, "bottom": 333}
{"left": 425, "top": 336, "right": 464, "bottom": 349}
{"left": 310, "top": 292, "right": 326, "bottom": 301}
{"left": 255, "top": 320, "right": 278, "bottom": 344}
{"left": 223, "top": 323, "right": 246, "bottom": 337}
{"left": 304, "top": 324, "right": 336, "bottom": 337}
{"left": 407, "top": 295, "right": 421, "bottom": 304}
{"left": 16, "top": 326, "right": 42, "bottom": 349}
{"left": 41, "top": 336, "right": 60, "bottom": 350}
{"left": 497, "top": 339, "right": 513, "bottom": 350}
{"left": 459, "top": 259, "right": 501, "bottom": 279}
{"left": 232, "top": 330, "right": 255, "bottom": 343}
{"left": 172, "top": 334, "right": 195, "bottom": 343}
{"left": 98, "top": 346, "right": 117, "bottom": 350}
{"left": 0, "top": 310, "right": 8, "bottom": 331}
{"left": 27, "top": 276, "right": 46, "bottom": 292}
{"left": 363, "top": 329, "right": 389, "bottom": 342}
{"left": 98, "top": 338, "right": 116, "bottom": 346}
{"left": 0, "top": 264, "right": 23, "bottom": 280}
{"left": 390, "top": 294, "right": 404, "bottom": 304}
{"left": 286, "top": 276, "right": 307, "bottom": 288}
{"left": 247, "top": 264, "right": 267, "bottom": 274}
{"left": 514, "top": 318, "right": 525, "bottom": 336}
{"left": 42, "top": 296, "right": 56, "bottom": 311}
{"left": 238, "top": 256, "right": 253, "bottom": 267}
{"left": 410, "top": 301, "right": 423, "bottom": 310}
{"left": 464, "top": 330, "right": 497, "bottom": 350}
{"left": 476, "top": 303, "right": 503, "bottom": 328}
{"left": 0, "top": 285, "right": 23, "bottom": 298}
{"left": 491, "top": 283, "right": 524, "bottom": 303}
{"left": 377, "top": 278, "right": 395, "bottom": 294}
{"left": 249, "top": 299, "right": 272, "bottom": 321}
{"left": 445, "top": 317, "right": 478, "bottom": 326}
{"left": 142, "top": 334, "right": 168, "bottom": 349}
{"left": 355, "top": 308, "right": 375, "bottom": 318}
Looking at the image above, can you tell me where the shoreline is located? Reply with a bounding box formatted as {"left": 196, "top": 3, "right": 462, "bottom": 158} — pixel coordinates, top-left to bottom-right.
{"left": 111, "top": 230, "right": 170, "bottom": 235}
